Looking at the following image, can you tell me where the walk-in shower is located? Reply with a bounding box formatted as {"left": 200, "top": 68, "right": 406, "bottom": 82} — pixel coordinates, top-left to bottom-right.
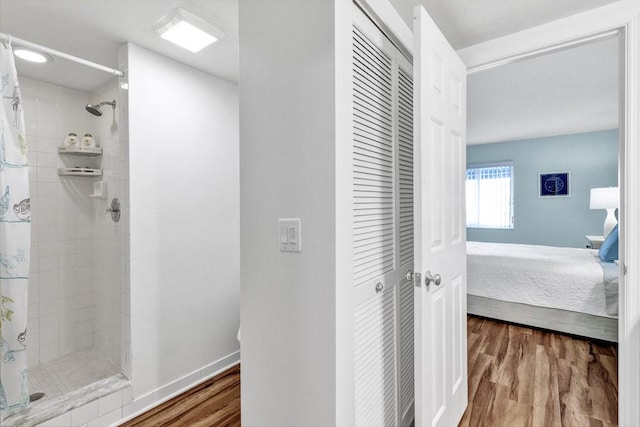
{"left": 0, "top": 30, "right": 129, "bottom": 427}
{"left": 85, "top": 99, "right": 116, "bottom": 116}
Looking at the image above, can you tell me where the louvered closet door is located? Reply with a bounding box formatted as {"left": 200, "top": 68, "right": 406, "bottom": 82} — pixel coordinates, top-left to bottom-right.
{"left": 396, "top": 62, "right": 414, "bottom": 427}
{"left": 352, "top": 5, "right": 414, "bottom": 427}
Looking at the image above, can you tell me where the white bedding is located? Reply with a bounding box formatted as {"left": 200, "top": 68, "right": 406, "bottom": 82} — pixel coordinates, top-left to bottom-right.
{"left": 467, "top": 241, "right": 615, "bottom": 318}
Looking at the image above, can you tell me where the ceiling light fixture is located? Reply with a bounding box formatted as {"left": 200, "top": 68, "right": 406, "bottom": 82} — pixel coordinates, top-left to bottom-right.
{"left": 153, "top": 8, "right": 224, "bottom": 53}
{"left": 14, "top": 48, "right": 53, "bottom": 63}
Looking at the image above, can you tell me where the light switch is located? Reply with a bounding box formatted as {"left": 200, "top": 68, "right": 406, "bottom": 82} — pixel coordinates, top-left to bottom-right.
{"left": 279, "top": 226, "right": 289, "bottom": 244}
{"left": 279, "top": 218, "right": 301, "bottom": 253}
{"left": 288, "top": 227, "right": 297, "bottom": 243}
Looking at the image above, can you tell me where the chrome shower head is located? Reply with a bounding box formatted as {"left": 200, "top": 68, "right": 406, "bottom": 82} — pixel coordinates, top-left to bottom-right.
{"left": 86, "top": 100, "right": 116, "bottom": 117}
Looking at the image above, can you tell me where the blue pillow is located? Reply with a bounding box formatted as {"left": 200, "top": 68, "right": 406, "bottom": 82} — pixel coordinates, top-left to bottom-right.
{"left": 599, "top": 224, "right": 619, "bottom": 262}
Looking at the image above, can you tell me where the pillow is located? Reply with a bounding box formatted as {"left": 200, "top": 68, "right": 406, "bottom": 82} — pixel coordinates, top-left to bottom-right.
{"left": 599, "top": 224, "right": 619, "bottom": 262}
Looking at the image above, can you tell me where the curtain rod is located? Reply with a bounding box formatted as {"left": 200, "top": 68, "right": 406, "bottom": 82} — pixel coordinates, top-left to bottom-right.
{"left": 0, "top": 32, "right": 124, "bottom": 77}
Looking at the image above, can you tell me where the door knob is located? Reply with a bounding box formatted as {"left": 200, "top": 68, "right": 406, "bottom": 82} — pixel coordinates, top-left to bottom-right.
{"left": 424, "top": 271, "right": 442, "bottom": 287}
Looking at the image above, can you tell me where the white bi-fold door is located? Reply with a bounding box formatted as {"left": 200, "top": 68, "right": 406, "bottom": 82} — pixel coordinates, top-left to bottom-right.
{"left": 352, "top": 5, "right": 415, "bottom": 426}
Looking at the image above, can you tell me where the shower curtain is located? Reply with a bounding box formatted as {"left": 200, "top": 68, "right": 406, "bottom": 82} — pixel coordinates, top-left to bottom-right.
{"left": 0, "top": 38, "right": 31, "bottom": 414}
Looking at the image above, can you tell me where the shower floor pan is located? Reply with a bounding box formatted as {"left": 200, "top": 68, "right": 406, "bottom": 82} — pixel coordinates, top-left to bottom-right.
{"left": 2, "top": 350, "right": 129, "bottom": 427}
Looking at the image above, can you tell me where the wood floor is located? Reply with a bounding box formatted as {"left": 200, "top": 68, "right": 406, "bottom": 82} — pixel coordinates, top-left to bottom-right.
{"left": 119, "top": 316, "right": 617, "bottom": 427}
{"left": 460, "top": 315, "right": 618, "bottom": 427}
{"left": 120, "top": 365, "right": 240, "bottom": 427}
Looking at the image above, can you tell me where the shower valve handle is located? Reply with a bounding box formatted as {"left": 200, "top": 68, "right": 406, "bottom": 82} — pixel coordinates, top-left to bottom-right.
{"left": 106, "top": 198, "right": 121, "bottom": 222}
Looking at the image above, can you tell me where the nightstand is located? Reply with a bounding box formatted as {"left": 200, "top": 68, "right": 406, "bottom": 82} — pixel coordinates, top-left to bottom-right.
{"left": 585, "top": 235, "right": 605, "bottom": 249}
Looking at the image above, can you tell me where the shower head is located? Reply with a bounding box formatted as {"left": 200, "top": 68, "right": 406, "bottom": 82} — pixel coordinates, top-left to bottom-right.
{"left": 85, "top": 100, "right": 116, "bottom": 117}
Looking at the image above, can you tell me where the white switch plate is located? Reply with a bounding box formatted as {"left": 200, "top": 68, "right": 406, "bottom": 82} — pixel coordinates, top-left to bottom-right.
{"left": 279, "top": 218, "right": 301, "bottom": 253}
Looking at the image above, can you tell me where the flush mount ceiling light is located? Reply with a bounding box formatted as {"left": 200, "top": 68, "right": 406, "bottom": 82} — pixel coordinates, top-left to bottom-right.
{"left": 14, "top": 48, "right": 53, "bottom": 63}
{"left": 153, "top": 8, "right": 224, "bottom": 53}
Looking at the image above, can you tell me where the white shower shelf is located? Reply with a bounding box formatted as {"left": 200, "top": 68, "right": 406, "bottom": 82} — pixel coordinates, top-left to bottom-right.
{"left": 57, "top": 168, "right": 103, "bottom": 177}
{"left": 58, "top": 146, "right": 103, "bottom": 156}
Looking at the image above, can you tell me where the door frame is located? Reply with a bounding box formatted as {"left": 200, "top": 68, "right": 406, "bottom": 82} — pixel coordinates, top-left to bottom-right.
{"left": 357, "top": 0, "right": 640, "bottom": 425}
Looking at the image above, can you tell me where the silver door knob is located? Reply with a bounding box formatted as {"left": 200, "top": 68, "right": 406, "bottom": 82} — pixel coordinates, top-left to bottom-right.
{"left": 405, "top": 270, "right": 414, "bottom": 281}
{"left": 424, "top": 271, "right": 441, "bottom": 287}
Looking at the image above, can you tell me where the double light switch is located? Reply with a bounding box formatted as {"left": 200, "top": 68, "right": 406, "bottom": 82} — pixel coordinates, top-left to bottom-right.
{"left": 279, "top": 218, "right": 302, "bottom": 253}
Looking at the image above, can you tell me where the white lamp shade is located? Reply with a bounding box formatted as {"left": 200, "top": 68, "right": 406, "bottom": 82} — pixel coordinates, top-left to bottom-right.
{"left": 590, "top": 187, "right": 619, "bottom": 210}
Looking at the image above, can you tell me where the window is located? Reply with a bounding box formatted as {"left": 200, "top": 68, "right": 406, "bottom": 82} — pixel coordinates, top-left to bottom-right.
{"left": 466, "top": 162, "right": 514, "bottom": 229}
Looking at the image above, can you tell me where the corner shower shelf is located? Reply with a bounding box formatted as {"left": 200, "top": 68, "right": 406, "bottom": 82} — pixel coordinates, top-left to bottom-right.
{"left": 57, "top": 168, "right": 103, "bottom": 177}
{"left": 58, "top": 146, "right": 103, "bottom": 156}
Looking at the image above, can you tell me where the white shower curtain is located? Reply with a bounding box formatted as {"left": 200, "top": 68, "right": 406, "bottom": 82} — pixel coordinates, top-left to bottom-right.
{"left": 0, "top": 38, "right": 31, "bottom": 414}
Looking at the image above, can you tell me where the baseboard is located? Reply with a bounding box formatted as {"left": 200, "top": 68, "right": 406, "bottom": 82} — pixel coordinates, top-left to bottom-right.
{"left": 115, "top": 350, "right": 241, "bottom": 426}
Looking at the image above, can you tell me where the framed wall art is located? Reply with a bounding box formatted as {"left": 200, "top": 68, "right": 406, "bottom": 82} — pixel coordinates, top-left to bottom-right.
{"left": 539, "top": 171, "right": 570, "bottom": 197}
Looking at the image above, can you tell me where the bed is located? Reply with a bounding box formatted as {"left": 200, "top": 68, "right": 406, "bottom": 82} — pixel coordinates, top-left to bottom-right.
{"left": 467, "top": 241, "right": 619, "bottom": 342}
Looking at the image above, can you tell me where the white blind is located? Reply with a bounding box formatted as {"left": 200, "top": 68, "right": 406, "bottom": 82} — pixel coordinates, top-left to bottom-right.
{"left": 466, "top": 163, "right": 513, "bottom": 229}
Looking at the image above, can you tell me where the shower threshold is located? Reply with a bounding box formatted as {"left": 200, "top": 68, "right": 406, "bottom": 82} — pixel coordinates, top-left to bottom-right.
{"left": 1, "top": 350, "right": 129, "bottom": 427}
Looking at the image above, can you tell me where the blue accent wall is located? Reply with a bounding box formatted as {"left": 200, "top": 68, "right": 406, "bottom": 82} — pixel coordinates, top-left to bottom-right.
{"left": 466, "top": 129, "right": 618, "bottom": 248}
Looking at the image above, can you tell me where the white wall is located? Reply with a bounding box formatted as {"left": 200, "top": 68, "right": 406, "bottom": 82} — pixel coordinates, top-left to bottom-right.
{"left": 239, "top": 1, "right": 339, "bottom": 425}
{"left": 125, "top": 43, "right": 240, "bottom": 398}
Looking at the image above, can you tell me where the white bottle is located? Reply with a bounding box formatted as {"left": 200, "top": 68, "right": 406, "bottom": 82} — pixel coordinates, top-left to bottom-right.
{"left": 63, "top": 132, "right": 78, "bottom": 147}
{"left": 81, "top": 133, "right": 96, "bottom": 148}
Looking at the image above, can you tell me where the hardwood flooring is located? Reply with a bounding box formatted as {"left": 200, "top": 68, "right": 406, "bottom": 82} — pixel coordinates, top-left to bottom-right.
{"left": 460, "top": 315, "right": 618, "bottom": 427}
{"left": 118, "top": 317, "right": 617, "bottom": 427}
{"left": 120, "top": 365, "right": 240, "bottom": 427}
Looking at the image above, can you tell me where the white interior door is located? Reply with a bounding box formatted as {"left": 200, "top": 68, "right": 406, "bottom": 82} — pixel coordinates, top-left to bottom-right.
{"left": 413, "top": 5, "right": 468, "bottom": 427}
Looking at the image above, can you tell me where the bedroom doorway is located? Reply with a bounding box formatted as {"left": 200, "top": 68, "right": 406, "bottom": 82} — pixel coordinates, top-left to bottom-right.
{"left": 463, "top": 30, "right": 623, "bottom": 424}
{"left": 465, "top": 33, "right": 620, "bottom": 339}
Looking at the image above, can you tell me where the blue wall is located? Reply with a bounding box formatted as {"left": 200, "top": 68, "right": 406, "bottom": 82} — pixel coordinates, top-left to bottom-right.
{"left": 466, "top": 129, "right": 618, "bottom": 248}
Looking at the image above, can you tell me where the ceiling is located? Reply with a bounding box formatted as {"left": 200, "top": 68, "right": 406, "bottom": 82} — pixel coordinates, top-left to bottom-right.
{"left": 0, "top": 0, "right": 623, "bottom": 144}
{"left": 468, "top": 37, "right": 619, "bottom": 144}
{"left": 0, "top": 0, "right": 238, "bottom": 91}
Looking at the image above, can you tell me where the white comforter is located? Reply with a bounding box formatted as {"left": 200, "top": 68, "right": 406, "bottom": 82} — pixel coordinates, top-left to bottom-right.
{"left": 467, "top": 241, "right": 614, "bottom": 318}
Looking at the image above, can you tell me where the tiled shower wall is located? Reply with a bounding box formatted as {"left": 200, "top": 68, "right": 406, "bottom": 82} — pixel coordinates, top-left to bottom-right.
{"left": 22, "top": 77, "right": 96, "bottom": 366}
{"left": 21, "top": 76, "right": 123, "bottom": 370}
{"left": 89, "top": 82, "right": 122, "bottom": 367}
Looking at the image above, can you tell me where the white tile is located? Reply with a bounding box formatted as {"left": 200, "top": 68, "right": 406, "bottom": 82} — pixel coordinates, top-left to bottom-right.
{"left": 39, "top": 241, "right": 60, "bottom": 257}
{"left": 40, "top": 411, "right": 72, "bottom": 427}
{"left": 60, "top": 254, "right": 77, "bottom": 269}
{"left": 121, "top": 386, "right": 133, "bottom": 405}
{"left": 78, "top": 293, "right": 94, "bottom": 309}
{"left": 78, "top": 303, "right": 94, "bottom": 319}
{"left": 40, "top": 343, "right": 61, "bottom": 362}
{"left": 98, "top": 389, "right": 122, "bottom": 416}
{"left": 40, "top": 270, "right": 60, "bottom": 286}
{"left": 38, "top": 196, "right": 58, "bottom": 213}
{"left": 39, "top": 166, "right": 59, "bottom": 182}
{"left": 39, "top": 226, "right": 59, "bottom": 242}
{"left": 70, "top": 399, "right": 99, "bottom": 426}
{"left": 78, "top": 333, "right": 94, "bottom": 350}
{"left": 38, "top": 152, "right": 58, "bottom": 168}
{"left": 89, "top": 407, "right": 123, "bottom": 427}
{"left": 39, "top": 255, "right": 59, "bottom": 272}
{"left": 60, "top": 239, "right": 78, "bottom": 255}
{"left": 40, "top": 316, "right": 60, "bottom": 345}
{"left": 59, "top": 268, "right": 78, "bottom": 285}
{"left": 40, "top": 285, "right": 58, "bottom": 302}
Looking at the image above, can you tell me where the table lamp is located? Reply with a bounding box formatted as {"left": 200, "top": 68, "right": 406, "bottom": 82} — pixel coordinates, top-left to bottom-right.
{"left": 590, "top": 186, "right": 619, "bottom": 237}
